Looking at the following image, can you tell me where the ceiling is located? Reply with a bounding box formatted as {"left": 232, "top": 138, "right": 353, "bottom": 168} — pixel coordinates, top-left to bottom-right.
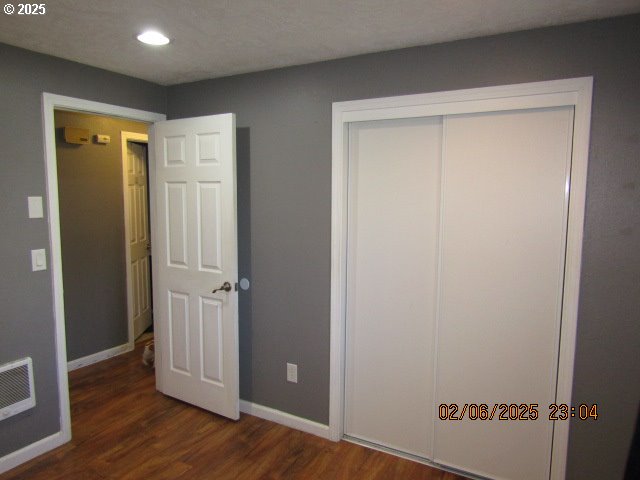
{"left": 1, "top": 0, "right": 639, "bottom": 86}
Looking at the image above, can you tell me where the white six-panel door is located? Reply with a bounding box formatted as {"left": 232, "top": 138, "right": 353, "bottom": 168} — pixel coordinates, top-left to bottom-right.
{"left": 126, "top": 140, "right": 153, "bottom": 339}
{"left": 434, "top": 107, "right": 574, "bottom": 480}
{"left": 151, "top": 114, "right": 239, "bottom": 420}
{"left": 344, "top": 107, "right": 574, "bottom": 480}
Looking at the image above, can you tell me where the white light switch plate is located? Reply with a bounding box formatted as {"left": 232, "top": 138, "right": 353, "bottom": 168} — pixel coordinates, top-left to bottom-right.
{"left": 31, "top": 249, "right": 47, "bottom": 271}
{"left": 28, "top": 196, "right": 43, "bottom": 219}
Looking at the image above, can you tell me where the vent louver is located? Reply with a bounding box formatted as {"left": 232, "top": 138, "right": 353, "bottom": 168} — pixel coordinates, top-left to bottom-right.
{"left": 0, "top": 357, "right": 35, "bottom": 421}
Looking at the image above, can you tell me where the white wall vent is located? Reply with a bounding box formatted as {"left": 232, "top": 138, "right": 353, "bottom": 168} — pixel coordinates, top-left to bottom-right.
{"left": 0, "top": 357, "right": 36, "bottom": 421}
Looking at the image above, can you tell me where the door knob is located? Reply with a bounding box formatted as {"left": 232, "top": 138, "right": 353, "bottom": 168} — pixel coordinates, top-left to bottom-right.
{"left": 212, "top": 281, "right": 232, "bottom": 294}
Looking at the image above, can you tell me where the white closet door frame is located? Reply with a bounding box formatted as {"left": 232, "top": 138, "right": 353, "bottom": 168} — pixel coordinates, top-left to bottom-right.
{"left": 329, "top": 77, "right": 593, "bottom": 480}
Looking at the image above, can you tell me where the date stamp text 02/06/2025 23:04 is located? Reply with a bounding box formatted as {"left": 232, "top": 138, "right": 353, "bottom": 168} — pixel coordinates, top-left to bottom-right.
{"left": 438, "top": 403, "right": 599, "bottom": 421}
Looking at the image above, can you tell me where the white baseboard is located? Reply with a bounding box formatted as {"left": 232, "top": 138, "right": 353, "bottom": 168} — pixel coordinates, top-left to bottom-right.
{"left": 239, "top": 400, "right": 331, "bottom": 440}
{"left": 0, "top": 429, "right": 70, "bottom": 475}
{"left": 67, "top": 343, "right": 133, "bottom": 371}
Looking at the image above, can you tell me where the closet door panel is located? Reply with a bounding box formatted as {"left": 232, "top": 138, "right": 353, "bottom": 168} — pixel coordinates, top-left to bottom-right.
{"left": 433, "top": 107, "right": 574, "bottom": 480}
{"left": 344, "top": 117, "right": 442, "bottom": 458}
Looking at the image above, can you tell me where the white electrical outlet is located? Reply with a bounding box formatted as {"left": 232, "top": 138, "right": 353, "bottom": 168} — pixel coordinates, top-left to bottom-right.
{"left": 286, "top": 363, "right": 298, "bottom": 383}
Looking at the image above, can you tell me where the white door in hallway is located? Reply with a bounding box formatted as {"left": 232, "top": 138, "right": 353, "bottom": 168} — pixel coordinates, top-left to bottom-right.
{"left": 125, "top": 140, "right": 153, "bottom": 339}
{"left": 344, "top": 107, "right": 574, "bottom": 480}
{"left": 151, "top": 114, "right": 239, "bottom": 420}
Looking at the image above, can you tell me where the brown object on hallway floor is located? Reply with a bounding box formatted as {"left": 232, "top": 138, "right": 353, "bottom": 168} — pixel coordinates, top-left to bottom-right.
{"left": 1, "top": 341, "right": 464, "bottom": 480}
{"left": 142, "top": 339, "right": 155, "bottom": 367}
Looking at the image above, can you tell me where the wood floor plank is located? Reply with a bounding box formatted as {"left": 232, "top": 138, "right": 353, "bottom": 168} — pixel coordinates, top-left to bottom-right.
{"left": 1, "top": 342, "right": 466, "bottom": 480}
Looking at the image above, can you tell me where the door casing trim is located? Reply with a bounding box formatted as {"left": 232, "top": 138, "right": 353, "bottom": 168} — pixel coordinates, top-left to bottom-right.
{"left": 329, "top": 77, "right": 593, "bottom": 480}
{"left": 41, "top": 93, "right": 165, "bottom": 455}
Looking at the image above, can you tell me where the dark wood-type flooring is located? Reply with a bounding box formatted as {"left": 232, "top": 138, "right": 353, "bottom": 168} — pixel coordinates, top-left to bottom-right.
{"left": 2, "top": 341, "right": 465, "bottom": 479}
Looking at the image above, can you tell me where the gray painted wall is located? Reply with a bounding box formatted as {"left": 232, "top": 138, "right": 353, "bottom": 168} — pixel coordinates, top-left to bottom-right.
{"left": 168, "top": 15, "right": 640, "bottom": 480}
{"left": 54, "top": 111, "right": 149, "bottom": 361}
{"left": 1, "top": 14, "right": 638, "bottom": 480}
{"left": 0, "top": 43, "right": 165, "bottom": 457}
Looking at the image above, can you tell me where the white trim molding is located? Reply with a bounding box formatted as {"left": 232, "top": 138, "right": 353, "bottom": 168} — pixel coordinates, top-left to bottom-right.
{"left": 67, "top": 343, "right": 133, "bottom": 372}
{"left": 20, "top": 93, "right": 167, "bottom": 474}
{"left": 0, "top": 431, "right": 67, "bottom": 475}
{"left": 239, "top": 400, "right": 331, "bottom": 440}
{"left": 329, "top": 77, "right": 593, "bottom": 480}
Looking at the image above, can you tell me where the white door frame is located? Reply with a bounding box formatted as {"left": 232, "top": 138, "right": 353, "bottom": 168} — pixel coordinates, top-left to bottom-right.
{"left": 329, "top": 77, "right": 593, "bottom": 480}
{"left": 121, "top": 131, "right": 151, "bottom": 345}
{"left": 40, "top": 93, "right": 165, "bottom": 458}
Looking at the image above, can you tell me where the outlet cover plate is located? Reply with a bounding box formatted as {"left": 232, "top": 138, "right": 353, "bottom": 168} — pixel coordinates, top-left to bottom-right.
{"left": 286, "top": 363, "right": 298, "bottom": 383}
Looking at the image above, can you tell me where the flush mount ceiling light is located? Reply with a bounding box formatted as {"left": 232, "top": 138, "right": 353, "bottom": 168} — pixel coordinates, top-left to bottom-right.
{"left": 137, "top": 30, "right": 170, "bottom": 46}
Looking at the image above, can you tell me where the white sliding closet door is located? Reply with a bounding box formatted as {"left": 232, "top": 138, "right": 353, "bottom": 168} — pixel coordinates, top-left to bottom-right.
{"left": 343, "top": 106, "right": 575, "bottom": 480}
{"left": 434, "top": 107, "right": 574, "bottom": 480}
{"left": 344, "top": 117, "right": 443, "bottom": 458}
